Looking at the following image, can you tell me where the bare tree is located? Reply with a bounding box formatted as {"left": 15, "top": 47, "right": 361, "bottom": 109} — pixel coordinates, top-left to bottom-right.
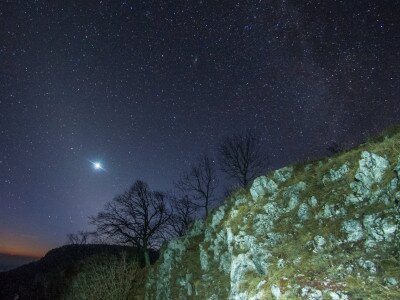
{"left": 66, "top": 231, "right": 91, "bottom": 245}
{"left": 90, "top": 180, "right": 170, "bottom": 266}
{"left": 219, "top": 130, "right": 267, "bottom": 187}
{"left": 176, "top": 154, "right": 218, "bottom": 217}
{"left": 169, "top": 195, "right": 195, "bottom": 236}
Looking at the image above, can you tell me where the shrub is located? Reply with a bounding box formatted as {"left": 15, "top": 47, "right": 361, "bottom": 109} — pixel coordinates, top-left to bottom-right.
{"left": 65, "top": 252, "right": 144, "bottom": 300}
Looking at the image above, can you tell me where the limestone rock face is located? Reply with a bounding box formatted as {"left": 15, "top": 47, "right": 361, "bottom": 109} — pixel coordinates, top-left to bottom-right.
{"left": 146, "top": 132, "right": 400, "bottom": 300}
{"left": 363, "top": 214, "right": 398, "bottom": 250}
{"left": 355, "top": 151, "right": 389, "bottom": 187}
{"left": 187, "top": 219, "right": 205, "bottom": 237}
{"left": 273, "top": 166, "right": 293, "bottom": 183}
{"left": 230, "top": 253, "right": 258, "bottom": 298}
{"left": 313, "top": 235, "right": 326, "bottom": 252}
{"left": 395, "top": 158, "right": 400, "bottom": 179}
{"left": 250, "top": 176, "right": 278, "bottom": 200}
{"left": 298, "top": 203, "right": 309, "bottom": 221}
{"left": 342, "top": 219, "right": 363, "bottom": 242}
{"left": 322, "top": 163, "right": 350, "bottom": 184}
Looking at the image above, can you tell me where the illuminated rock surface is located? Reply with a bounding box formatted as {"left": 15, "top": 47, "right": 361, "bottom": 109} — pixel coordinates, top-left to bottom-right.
{"left": 146, "top": 131, "right": 400, "bottom": 299}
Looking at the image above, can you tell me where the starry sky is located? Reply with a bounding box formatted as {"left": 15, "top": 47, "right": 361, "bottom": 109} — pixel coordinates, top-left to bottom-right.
{"left": 0, "top": 1, "right": 399, "bottom": 257}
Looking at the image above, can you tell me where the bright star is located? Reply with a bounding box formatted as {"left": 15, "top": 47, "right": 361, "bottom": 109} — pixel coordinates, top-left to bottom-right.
{"left": 91, "top": 161, "right": 104, "bottom": 171}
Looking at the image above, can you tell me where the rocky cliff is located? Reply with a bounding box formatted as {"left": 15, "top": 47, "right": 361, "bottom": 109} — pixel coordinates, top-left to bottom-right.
{"left": 146, "top": 130, "right": 400, "bottom": 299}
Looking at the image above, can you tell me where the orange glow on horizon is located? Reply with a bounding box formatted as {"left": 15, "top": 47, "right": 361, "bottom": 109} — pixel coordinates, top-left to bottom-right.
{"left": 0, "top": 232, "right": 49, "bottom": 258}
{"left": 0, "top": 245, "right": 44, "bottom": 258}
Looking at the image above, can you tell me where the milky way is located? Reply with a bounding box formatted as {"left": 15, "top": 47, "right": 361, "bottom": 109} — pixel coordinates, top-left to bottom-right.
{"left": 0, "top": 1, "right": 399, "bottom": 255}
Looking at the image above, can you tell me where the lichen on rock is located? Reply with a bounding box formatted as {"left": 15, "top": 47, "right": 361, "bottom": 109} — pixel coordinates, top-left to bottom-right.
{"left": 356, "top": 151, "right": 389, "bottom": 185}
{"left": 363, "top": 214, "right": 398, "bottom": 250}
{"left": 301, "top": 286, "right": 322, "bottom": 300}
{"left": 273, "top": 166, "right": 293, "bottom": 183}
{"left": 308, "top": 196, "right": 318, "bottom": 207}
{"left": 342, "top": 219, "right": 363, "bottom": 242}
{"left": 199, "top": 244, "right": 209, "bottom": 271}
{"left": 322, "top": 162, "right": 350, "bottom": 184}
{"left": 211, "top": 206, "right": 226, "bottom": 229}
{"left": 177, "top": 273, "right": 193, "bottom": 297}
{"left": 313, "top": 235, "right": 326, "bottom": 252}
{"left": 253, "top": 202, "right": 282, "bottom": 235}
{"left": 316, "top": 203, "right": 346, "bottom": 219}
{"left": 395, "top": 157, "right": 400, "bottom": 179}
{"left": 250, "top": 176, "right": 278, "bottom": 200}
{"left": 230, "top": 253, "right": 258, "bottom": 298}
{"left": 298, "top": 203, "right": 309, "bottom": 221}
{"left": 187, "top": 219, "right": 205, "bottom": 237}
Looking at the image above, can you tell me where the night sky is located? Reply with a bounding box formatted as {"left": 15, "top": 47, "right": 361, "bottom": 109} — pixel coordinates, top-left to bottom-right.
{"left": 0, "top": 1, "right": 399, "bottom": 257}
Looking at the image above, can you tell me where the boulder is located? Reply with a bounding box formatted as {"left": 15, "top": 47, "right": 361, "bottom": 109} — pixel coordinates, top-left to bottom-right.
{"left": 273, "top": 166, "right": 293, "bottom": 183}
{"left": 342, "top": 219, "right": 363, "bottom": 242}
{"left": 250, "top": 176, "right": 278, "bottom": 200}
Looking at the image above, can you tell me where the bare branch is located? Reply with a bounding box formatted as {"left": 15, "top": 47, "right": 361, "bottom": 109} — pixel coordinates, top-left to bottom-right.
{"left": 66, "top": 231, "right": 91, "bottom": 245}
{"left": 90, "top": 180, "right": 171, "bottom": 266}
{"left": 218, "top": 130, "right": 268, "bottom": 187}
{"left": 169, "top": 195, "right": 196, "bottom": 236}
{"left": 175, "top": 154, "right": 218, "bottom": 217}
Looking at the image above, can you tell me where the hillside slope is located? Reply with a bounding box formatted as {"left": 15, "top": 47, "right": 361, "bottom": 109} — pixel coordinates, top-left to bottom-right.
{"left": 146, "top": 130, "right": 400, "bottom": 299}
{"left": 0, "top": 244, "right": 155, "bottom": 300}
{"left": 0, "top": 253, "right": 38, "bottom": 272}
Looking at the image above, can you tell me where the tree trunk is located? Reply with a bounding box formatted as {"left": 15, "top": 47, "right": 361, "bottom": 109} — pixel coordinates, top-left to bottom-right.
{"left": 243, "top": 174, "right": 248, "bottom": 188}
{"left": 144, "top": 248, "right": 151, "bottom": 267}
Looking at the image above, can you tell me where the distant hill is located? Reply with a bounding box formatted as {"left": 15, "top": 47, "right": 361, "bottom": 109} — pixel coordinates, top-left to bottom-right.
{"left": 0, "top": 244, "right": 158, "bottom": 300}
{"left": 0, "top": 253, "right": 39, "bottom": 272}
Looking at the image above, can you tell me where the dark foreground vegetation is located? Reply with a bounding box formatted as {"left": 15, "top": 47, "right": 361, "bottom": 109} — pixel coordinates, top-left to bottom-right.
{"left": 0, "top": 244, "right": 158, "bottom": 300}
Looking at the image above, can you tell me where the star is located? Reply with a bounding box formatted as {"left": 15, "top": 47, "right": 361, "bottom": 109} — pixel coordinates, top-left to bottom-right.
{"left": 0, "top": 0, "right": 399, "bottom": 263}
{"left": 91, "top": 161, "right": 104, "bottom": 171}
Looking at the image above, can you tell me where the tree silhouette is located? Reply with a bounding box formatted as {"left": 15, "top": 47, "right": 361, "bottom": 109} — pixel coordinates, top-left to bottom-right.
{"left": 176, "top": 154, "right": 218, "bottom": 217}
{"left": 90, "top": 180, "right": 170, "bottom": 266}
{"left": 219, "top": 130, "right": 267, "bottom": 187}
{"left": 169, "top": 195, "right": 195, "bottom": 236}
{"left": 66, "top": 231, "right": 91, "bottom": 245}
